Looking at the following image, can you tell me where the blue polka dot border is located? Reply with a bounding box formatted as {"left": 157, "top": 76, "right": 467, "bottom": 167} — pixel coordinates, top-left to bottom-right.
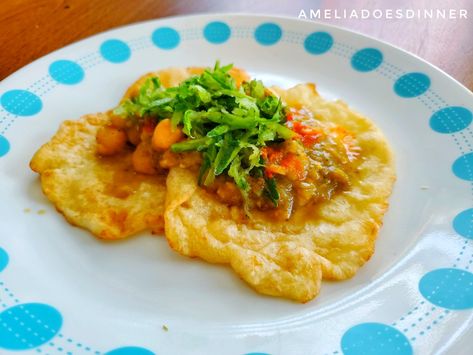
{"left": 453, "top": 209, "right": 473, "bottom": 239}
{"left": 304, "top": 31, "right": 333, "bottom": 55}
{"left": 394, "top": 72, "right": 431, "bottom": 98}
{"left": 341, "top": 323, "right": 412, "bottom": 355}
{"left": 254, "top": 23, "right": 282, "bottom": 46}
{"left": 0, "top": 135, "right": 10, "bottom": 157}
{"left": 152, "top": 27, "right": 180, "bottom": 49}
{"left": 49, "top": 60, "right": 84, "bottom": 85}
{"left": 105, "top": 346, "right": 155, "bottom": 355}
{"left": 430, "top": 106, "right": 472, "bottom": 134}
{"left": 1, "top": 89, "right": 42, "bottom": 116}
{"left": 351, "top": 48, "right": 383, "bottom": 72}
{"left": 0, "top": 303, "right": 63, "bottom": 350}
{"left": 0, "top": 247, "right": 8, "bottom": 272}
{"left": 100, "top": 39, "right": 131, "bottom": 63}
{"left": 419, "top": 268, "right": 473, "bottom": 309}
{"left": 452, "top": 152, "right": 473, "bottom": 181}
{"left": 204, "top": 21, "right": 231, "bottom": 44}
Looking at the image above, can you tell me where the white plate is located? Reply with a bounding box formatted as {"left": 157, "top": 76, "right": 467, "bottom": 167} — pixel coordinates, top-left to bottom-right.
{"left": 1, "top": 14, "right": 472, "bottom": 355}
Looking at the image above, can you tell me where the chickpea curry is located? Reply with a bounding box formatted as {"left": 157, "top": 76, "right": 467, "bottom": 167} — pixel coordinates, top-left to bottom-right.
{"left": 96, "top": 62, "right": 361, "bottom": 220}
{"left": 31, "top": 63, "right": 395, "bottom": 302}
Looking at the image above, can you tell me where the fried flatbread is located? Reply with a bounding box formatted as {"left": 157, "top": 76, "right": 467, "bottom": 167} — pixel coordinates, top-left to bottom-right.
{"left": 164, "top": 84, "right": 396, "bottom": 302}
{"left": 30, "top": 67, "right": 250, "bottom": 240}
{"left": 29, "top": 68, "right": 201, "bottom": 239}
{"left": 30, "top": 113, "right": 167, "bottom": 239}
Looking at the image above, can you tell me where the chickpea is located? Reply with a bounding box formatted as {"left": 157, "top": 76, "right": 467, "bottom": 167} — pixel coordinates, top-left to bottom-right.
{"left": 132, "top": 142, "right": 156, "bottom": 175}
{"left": 96, "top": 126, "right": 127, "bottom": 156}
{"left": 126, "top": 126, "right": 141, "bottom": 146}
{"left": 152, "top": 118, "right": 184, "bottom": 151}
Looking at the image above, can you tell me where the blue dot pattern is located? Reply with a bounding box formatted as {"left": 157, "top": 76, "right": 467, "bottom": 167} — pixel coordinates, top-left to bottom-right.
{"left": 453, "top": 209, "right": 473, "bottom": 239}
{"left": 152, "top": 27, "right": 180, "bottom": 50}
{"left": 304, "top": 32, "right": 333, "bottom": 55}
{"left": 419, "top": 268, "right": 473, "bottom": 309}
{"left": 351, "top": 48, "right": 383, "bottom": 72}
{"left": 203, "top": 21, "right": 231, "bottom": 44}
{"left": 430, "top": 106, "right": 472, "bottom": 134}
{"left": 0, "top": 303, "right": 62, "bottom": 350}
{"left": 0, "top": 135, "right": 10, "bottom": 157}
{"left": 0, "top": 247, "right": 8, "bottom": 272}
{"left": 106, "top": 346, "right": 155, "bottom": 355}
{"left": 394, "top": 72, "right": 430, "bottom": 98}
{"left": 452, "top": 152, "right": 473, "bottom": 180}
{"left": 100, "top": 39, "right": 131, "bottom": 63}
{"left": 49, "top": 60, "right": 84, "bottom": 85}
{"left": 341, "top": 323, "right": 412, "bottom": 355}
{"left": 254, "top": 23, "right": 282, "bottom": 46}
{"left": 1, "top": 90, "right": 42, "bottom": 116}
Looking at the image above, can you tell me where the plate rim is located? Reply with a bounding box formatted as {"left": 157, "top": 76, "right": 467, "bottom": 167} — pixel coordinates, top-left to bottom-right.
{"left": 1, "top": 13, "right": 472, "bottom": 101}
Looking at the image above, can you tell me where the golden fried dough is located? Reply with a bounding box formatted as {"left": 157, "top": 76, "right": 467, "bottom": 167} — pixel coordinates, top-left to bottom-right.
{"left": 30, "top": 113, "right": 167, "bottom": 239}
{"left": 164, "top": 84, "right": 395, "bottom": 302}
{"left": 30, "top": 67, "right": 250, "bottom": 240}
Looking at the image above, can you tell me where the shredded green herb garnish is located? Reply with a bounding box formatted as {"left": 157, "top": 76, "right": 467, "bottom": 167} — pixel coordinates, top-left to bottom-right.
{"left": 114, "top": 62, "right": 296, "bottom": 206}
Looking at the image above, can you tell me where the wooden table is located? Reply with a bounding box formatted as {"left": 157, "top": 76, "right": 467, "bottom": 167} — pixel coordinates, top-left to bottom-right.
{"left": 1, "top": 0, "right": 472, "bottom": 91}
